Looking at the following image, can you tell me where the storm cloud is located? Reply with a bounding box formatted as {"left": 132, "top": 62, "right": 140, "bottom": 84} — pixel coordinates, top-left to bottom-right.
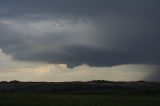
{"left": 0, "top": 0, "right": 160, "bottom": 68}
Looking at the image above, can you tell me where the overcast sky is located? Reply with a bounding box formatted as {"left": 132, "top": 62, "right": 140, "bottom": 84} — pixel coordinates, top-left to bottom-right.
{"left": 0, "top": 0, "right": 160, "bottom": 82}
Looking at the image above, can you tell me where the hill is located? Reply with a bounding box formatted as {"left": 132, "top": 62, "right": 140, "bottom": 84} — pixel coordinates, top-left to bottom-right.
{"left": 0, "top": 80, "right": 160, "bottom": 95}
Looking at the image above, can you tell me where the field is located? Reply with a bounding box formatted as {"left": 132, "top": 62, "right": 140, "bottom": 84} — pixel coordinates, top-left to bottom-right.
{"left": 1, "top": 81, "right": 160, "bottom": 106}
{"left": 0, "top": 94, "right": 160, "bottom": 106}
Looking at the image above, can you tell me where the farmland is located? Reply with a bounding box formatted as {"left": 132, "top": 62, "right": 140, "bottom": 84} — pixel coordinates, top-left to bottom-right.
{"left": 0, "top": 81, "right": 160, "bottom": 106}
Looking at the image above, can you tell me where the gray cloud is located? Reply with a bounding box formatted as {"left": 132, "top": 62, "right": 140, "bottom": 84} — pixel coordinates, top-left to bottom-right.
{"left": 0, "top": 0, "right": 160, "bottom": 68}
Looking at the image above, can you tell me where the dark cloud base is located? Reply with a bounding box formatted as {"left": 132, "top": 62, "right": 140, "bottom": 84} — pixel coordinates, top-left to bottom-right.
{"left": 0, "top": 0, "right": 160, "bottom": 69}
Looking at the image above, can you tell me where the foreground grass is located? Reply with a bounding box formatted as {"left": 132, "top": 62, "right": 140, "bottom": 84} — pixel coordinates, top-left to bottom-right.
{"left": 0, "top": 94, "right": 160, "bottom": 106}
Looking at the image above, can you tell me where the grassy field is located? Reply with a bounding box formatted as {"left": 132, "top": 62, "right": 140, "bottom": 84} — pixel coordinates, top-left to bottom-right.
{"left": 1, "top": 81, "right": 160, "bottom": 106}
{"left": 0, "top": 94, "right": 160, "bottom": 106}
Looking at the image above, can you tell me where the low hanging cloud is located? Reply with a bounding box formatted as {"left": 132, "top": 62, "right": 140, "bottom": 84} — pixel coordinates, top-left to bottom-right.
{"left": 0, "top": 0, "right": 160, "bottom": 68}
{"left": 0, "top": 48, "right": 158, "bottom": 81}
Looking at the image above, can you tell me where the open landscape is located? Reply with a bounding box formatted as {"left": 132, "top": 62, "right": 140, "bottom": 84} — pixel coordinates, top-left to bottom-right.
{"left": 1, "top": 81, "right": 160, "bottom": 106}
{"left": 0, "top": 0, "right": 160, "bottom": 106}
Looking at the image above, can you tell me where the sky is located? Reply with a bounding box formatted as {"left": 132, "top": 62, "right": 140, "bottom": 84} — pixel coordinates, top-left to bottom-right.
{"left": 0, "top": 0, "right": 160, "bottom": 82}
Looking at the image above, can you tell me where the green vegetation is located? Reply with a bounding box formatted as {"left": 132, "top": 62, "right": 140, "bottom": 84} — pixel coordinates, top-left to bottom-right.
{"left": 0, "top": 94, "right": 160, "bottom": 106}
{"left": 1, "top": 81, "right": 160, "bottom": 106}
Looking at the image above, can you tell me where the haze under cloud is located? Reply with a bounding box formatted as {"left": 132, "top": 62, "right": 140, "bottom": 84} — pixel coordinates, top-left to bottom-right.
{"left": 0, "top": 0, "right": 160, "bottom": 81}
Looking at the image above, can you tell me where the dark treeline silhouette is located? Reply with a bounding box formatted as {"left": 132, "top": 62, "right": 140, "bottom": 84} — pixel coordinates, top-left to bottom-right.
{"left": 0, "top": 80, "right": 160, "bottom": 95}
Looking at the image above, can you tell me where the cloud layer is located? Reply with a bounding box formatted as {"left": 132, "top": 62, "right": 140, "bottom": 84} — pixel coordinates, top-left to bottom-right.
{"left": 0, "top": 48, "right": 157, "bottom": 81}
{"left": 0, "top": 0, "right": 160, "bottom": 68}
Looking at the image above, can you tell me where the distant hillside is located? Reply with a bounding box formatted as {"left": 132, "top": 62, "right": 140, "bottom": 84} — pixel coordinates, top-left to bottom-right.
{"left": 0, "top": 80, "right": 160, "bottom": 95}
